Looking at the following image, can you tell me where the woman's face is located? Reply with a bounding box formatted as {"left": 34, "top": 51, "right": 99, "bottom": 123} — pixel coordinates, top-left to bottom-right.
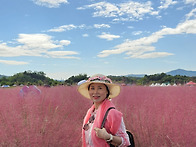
{"left": 88, "top": 83, "right": 108, "bottom": 104}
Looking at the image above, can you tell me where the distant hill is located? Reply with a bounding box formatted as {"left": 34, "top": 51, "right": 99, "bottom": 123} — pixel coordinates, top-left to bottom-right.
{"left": 125, "top": 69, "right": 196, "bottom": 77}
{"left": 0, "top": 74, "right": 6, "bottom": 78}
{"left": 125, "top": 74, "right": 145, "bottom": 78}
{"left": 166, "top": 69, "right": 196, "bottom": 77}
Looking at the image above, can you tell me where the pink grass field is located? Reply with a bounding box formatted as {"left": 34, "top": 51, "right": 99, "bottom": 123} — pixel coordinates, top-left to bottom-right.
{"left": 0, "top": 86, "right": 195, "bottom": 147}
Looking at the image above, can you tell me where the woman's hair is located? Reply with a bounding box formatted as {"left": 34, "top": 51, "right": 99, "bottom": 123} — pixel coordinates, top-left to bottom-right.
{"left": 88, "top": 84, "right": 110, "bottom": 98}
{"left": 105, "top": 84, "right": 110, "bottom": 98}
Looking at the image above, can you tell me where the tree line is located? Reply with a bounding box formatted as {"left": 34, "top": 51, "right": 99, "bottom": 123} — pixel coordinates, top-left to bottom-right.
{"left": 65, "top": 73, "right": 196, "bottom": 86}
{"left": 0, "top": 70, "right": 61, "bottom": 86}
{"left": 0, "top": 71, "right": 196, "bottom": 87}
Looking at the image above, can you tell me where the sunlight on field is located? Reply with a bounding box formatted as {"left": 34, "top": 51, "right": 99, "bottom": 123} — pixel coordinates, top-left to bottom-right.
{"left": 0, "top": 86, "right": 195, "bottom": 146}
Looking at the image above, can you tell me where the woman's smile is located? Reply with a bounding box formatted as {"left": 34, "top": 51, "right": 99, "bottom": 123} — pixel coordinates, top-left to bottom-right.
{"left": 93, "top": 95, "right": 100, "bottom": 99}
{"left": 88, "top": 83, "right": 108, "bottom": 107}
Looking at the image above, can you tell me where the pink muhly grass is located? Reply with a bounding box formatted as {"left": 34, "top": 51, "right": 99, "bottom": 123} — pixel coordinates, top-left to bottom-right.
{"left": 0, "top": 86, "right": 90, "bottom": 147}
{"left": 0, "top": 85, "right": 195, "bottom": 147}
{"left": 112, "top": 86, "right": 196, "bottom": 147}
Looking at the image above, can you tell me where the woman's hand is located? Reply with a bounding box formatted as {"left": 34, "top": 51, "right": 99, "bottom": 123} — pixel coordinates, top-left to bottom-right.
{"left": 94, "top": 127, "right": 122, "bottom": 146}
{"left": 94, "top": 127, "right": 110, "bottom": 140}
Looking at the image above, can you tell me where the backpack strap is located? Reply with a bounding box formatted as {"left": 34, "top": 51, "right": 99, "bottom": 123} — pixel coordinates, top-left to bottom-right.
{"left": 126, "top": 130, "right": 135, "bottom": 147}
{"left": 101, "top": 107, "right": 115, "bottom": 129}
{"left": 101, "top": 107, "right": 135, "bottom": 147}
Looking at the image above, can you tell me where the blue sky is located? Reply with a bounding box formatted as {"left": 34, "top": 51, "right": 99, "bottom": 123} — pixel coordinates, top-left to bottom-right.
{"left": 0, "top": 0, "right": 195, "bottom": 80}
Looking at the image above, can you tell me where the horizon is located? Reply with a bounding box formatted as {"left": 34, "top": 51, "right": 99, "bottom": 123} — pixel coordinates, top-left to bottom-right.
{"left": 0, "top": 0, "right": 195, "bottom": 80}
{"left": 1, "top": 68, "right": 196, "bottom": 80}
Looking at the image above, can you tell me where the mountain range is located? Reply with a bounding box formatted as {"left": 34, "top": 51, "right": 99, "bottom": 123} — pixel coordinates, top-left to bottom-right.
{"left": 1, "top": 69, "right": 196, "bottom": 79}
{"left": 166, "top": 69, "right": 196, "bottom": 77}
{"left": 126, "top": 69, "right": 196, "bottom": 77}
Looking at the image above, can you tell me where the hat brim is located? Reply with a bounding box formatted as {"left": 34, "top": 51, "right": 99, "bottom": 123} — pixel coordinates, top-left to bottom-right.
{"left": 77, "top": 81, "right": 121, "bottom": 99}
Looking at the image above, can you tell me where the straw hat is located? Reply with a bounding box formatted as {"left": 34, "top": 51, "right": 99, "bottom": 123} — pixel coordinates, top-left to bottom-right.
{"left": 77, "top": 74, "right": 120, "bottom": 99}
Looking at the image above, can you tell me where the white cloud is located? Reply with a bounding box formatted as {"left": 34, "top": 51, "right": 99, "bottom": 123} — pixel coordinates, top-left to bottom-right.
{"left": 0, "top": 60, "right": 28, "bottom": 65}
{"left": 47, "top": 24, "right": 86, "bottom": 32}
{"left": 78, "top": 1, "right": 159, "bottom": 21}
{"left": 98, "top": 11, "right": 196, "bottom": 59}
{"left": 17, "top": 34, "right": 60, "bottom": 50}
{"left": 59, "top": 40, "right": 71, "bottom": 46}
{"left": 32, "top": 0, "right": 68, "bottom": 8}
{"left": 85, "top": 2, "right": 119, "bottom": 17}
{"left": 94, "top": 24, "right": 111, "bottom": 28}
{"left": 129, "top": 52, "right": 174, "bottom": 59}
{"left": 97, "top": 32, "right": 120, "bottom": 41}
{"left": 82, "top": 34, "right": 89, "bottom": 37}
{"left": 0, "top": 34, "right": 79, "bottom": 59}
{"left": 47, "top": 24, "right": 77, "bottom": 32}
{"left": 127, "top": 26, "right": 134, "bottom": 29}
{"left": 119, "top": 1, "right": 158, "bottom": 18}
{"left": 185, "top": 8, "right": 196, "bottom": 20}
{"left": 47, "top": 24, "right": 110, "bottom": 32}
{"left": 132, "top": 31, "right": 142, "bottom": 35}
{"left": 46, "top": 51, "right": 79, "bottom": 59}
{"left": 158, "top": 0, "right": 178, "bottom": 9}
{"left": 0, "top": 43, "right": 26, "bottom": 57}
{"left": 184, "top": 0, "right": 196, "bottom": 5}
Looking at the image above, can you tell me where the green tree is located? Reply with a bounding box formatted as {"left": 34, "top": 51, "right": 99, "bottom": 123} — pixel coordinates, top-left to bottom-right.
{"left": 65, "top": 74, "right": 88, "bottom": 85}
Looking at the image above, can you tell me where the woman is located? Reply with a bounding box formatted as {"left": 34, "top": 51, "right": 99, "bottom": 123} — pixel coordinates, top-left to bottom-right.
{"left": 78, "top": 74, "right": 130, "bottom": 147}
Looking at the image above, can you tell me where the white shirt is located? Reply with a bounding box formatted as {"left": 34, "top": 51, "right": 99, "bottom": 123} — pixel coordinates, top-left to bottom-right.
{"left": 84, "top": 110, "right": 130, "bottom": 147}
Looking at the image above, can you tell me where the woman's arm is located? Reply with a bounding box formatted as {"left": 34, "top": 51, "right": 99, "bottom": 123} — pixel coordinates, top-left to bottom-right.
{"left": 94, "top": 127, "right": 122, "bottom": 146}
{"left": 94, "top": 117, "right": 130, "bottom": 146}
{"left": 114, "top": 118, "right": 130, "bottom": 146}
